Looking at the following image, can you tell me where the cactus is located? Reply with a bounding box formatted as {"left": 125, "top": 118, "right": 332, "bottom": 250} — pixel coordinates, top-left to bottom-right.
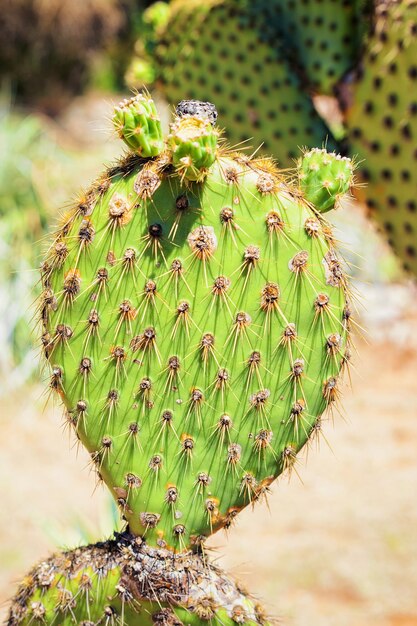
{"left": 339, "top": 0, "right": 417, "bottom": 275}
{"left": 7, "top": 532, "right": 270, "bottom": 626}
{"left": 242, "top": 0, "right": 371, "bottom": 95}
{"left": 39, "top": 94, "right": 354, "bottom": 552}
{"left": 140, "top": 0, "right": 337, "bottom": 165}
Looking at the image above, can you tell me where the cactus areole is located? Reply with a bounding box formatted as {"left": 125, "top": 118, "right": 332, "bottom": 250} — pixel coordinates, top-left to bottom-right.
{"left": 39, "top": 94, "right": 354, "bottom": 552}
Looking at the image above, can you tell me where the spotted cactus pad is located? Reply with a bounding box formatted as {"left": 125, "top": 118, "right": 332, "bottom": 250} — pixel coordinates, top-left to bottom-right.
{"left": 340, "top": 0, "right": 417, "bottom": 275}
{"left": 7, "top": 532, "right": 271, "bottom": 626}
{"left": 39, "top": 95, "right": 353, "bottom": 552}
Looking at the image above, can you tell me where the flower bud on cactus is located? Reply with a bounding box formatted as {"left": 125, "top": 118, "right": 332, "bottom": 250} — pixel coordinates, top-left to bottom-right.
{"left": 298, "top": 148, "right": 355, "bottom": 213}
{"left": 168, "top": 105, "right": 219, "bottom": 181}
{"left": 7, "top": 533, "right": 270, "bottom": 626}
{"left": 39, "top": 94, "right": 354, "bottom": 552}
{"left": 112, "top": 93, "right": 164, "bottom": 157}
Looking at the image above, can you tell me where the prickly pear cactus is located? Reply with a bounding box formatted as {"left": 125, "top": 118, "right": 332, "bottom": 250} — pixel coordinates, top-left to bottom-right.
{"left": 40, "top": 94, "right": 354, "bottom": 551}
{"left": 7, "top": 532, "right": 270, "bottom": 626}
{"left": 340, "top": 0, "right": 417, "bottom": 274}
{"left": 245, "top": 0, "right": 371, "bottom": 94}
{"left": 149, "top": 0, "right": 336, "bottom": 164}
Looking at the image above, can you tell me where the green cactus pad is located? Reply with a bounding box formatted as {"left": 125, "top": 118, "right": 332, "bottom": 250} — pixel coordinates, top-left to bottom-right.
{"left": 112, "top": 93, "right": 164, "bottom": 157}
{"left": 7, "top": 533, "right": 270, "bottom": 626}
{"left": 168, "top": 114, "right": 219, "bottom": 181}
{"left": 298, "top": 148, "right": 355, "bottom": 213}
{"left": 340, "top": 0, "right": 417, "bottom": 274}
{"left": 40, "top": 98, "right": 353, "bottom": 551}
{"left": 245, "top": 0, "right": 371, "bottom": 95}
{"left": 151, "top": 0, "right": 336, "bottom": 166}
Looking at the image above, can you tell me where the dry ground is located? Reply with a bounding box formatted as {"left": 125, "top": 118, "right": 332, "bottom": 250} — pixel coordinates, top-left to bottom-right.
{"left": 1, "top": 281, "right": 417, "bottom": 626}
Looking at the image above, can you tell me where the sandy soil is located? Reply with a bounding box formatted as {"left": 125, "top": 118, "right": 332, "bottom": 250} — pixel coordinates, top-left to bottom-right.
{"left": 1, "top": 280, "right": 417, "bottom": 626}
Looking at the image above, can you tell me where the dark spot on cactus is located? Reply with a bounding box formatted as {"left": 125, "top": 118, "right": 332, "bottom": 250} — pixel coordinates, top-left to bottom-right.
{"left": 149, "top": 223, "right": 163, "bottom": 239}
{"left": 175, "top": 194, "right": 189, "bottom": 211}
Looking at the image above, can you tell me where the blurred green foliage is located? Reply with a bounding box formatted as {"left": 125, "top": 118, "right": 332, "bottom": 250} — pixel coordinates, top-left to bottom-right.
{"left": 0, "top": 0, "right": 154, "bottom": 113}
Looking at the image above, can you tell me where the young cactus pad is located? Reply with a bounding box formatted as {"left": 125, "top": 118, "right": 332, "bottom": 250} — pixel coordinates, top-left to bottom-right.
{"left": 40, "top": 96, "right": 353, "bottom": 551}
{"left": 340, "top": 0, "right": 417, "bottom": 275}
{"left": 7, "top": 532, "right": 270, "bottom": 626}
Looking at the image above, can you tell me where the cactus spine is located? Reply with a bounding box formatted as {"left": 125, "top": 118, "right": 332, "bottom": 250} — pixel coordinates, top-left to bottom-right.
{"left": 38, "top": 94, "right": 354, "bottom": 552}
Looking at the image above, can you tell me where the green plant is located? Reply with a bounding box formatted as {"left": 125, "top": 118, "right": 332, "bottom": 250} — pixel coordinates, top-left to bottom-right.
{"left": 6, "top": 94, "right": 355, "bottom": 625}
{"left": 338, "top": 0, "right": 417, "bottom": 275}
{"left": 7, "top": 532, "right": 270, "bottom": 626}
{"left": 39, "top": 94, "right": 354, "bottom": 551}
